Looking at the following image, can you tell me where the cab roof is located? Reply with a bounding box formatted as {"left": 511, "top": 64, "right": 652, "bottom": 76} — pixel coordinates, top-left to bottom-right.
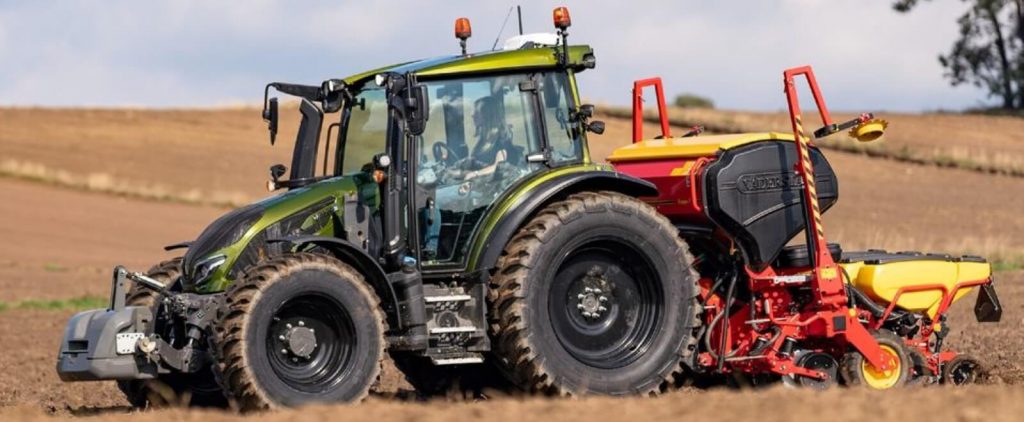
{"left": 342, "top": 45, "right": 595, "bottom": 86}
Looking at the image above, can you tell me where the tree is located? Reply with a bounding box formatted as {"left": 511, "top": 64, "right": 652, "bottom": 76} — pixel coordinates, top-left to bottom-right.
{"left": 673, "top": 93, "right": 715, "bottom": 109}
{"left": 895, "top": 0, "right": 1024, "bottom": 109}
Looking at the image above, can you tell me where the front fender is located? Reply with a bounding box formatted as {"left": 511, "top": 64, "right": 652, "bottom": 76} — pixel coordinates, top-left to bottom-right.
{"left": 267, "top": 236, "right": 399, "bottom": 329}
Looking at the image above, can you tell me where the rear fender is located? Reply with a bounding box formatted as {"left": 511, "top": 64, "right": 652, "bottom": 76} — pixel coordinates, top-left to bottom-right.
{"left": 470, "top": 170, "right": 658, "bottom": 273}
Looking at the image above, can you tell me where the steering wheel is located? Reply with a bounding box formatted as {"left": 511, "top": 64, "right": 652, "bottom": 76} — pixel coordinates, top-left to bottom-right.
{"left": 432, "top": 141, "right": 460, "bottom": 163}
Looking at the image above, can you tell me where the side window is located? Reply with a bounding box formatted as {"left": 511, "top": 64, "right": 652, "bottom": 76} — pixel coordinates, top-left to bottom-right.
{"left": 538, "top": 72, "right": 582, "bottom": 163}
{"left": 340, "top": 88, "right": 388, "bottom": 174}
{"left": 416, "top": 74, "right": 543, "bottom": 266}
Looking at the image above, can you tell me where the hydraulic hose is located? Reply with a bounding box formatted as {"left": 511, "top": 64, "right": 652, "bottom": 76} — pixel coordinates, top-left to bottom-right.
{"left": 716, "top": 270, "right": 738, "bottom": 372}
{"left": 845, "top": 284, "right": 889, "bottom": 319}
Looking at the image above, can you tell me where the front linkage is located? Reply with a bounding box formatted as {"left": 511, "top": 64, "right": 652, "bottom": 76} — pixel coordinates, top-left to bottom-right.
{"left": 57, "top": 266, "right": 221, "bottom": 383}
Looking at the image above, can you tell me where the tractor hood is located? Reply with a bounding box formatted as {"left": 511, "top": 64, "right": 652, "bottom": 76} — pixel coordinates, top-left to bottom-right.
{"left": 182, "top": 175, "right": 366, "bottom": 293}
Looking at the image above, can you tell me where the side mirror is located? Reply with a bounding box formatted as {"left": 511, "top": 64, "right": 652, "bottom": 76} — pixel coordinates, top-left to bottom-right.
{"left": 405, "top": 84, "right": 429, "bottom": 136}
{"left": 587, "top": 120, "right": 605, "bottom": 135}
{"left": 321, "top": 79, "right": 345, "bottom": 113}
{"left": 263, "top": 97, "right": 279, "bottom": 145}
{"left": 270, "top": 164, "right": 287, "bottom": 180}
{"left": 267, "top": 164, "right": 287, "bottom": 191}
{"left": 573, "top": 104, "right": 595, "bottom": 121}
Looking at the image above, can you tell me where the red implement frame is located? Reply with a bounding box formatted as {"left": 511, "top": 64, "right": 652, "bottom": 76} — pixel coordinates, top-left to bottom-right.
{"left": 873, "top": 278, "right": 992, "bottom": 330}
{"left": 632, "top": 77, "right": 671, "bottom": 143}
{"left": 782, "top": 66, "right": 893, "bottom": 371}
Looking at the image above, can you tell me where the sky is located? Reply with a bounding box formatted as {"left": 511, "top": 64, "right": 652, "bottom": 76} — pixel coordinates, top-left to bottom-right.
{"left": 0, "top": 0, "right": 992, "bottom": 111}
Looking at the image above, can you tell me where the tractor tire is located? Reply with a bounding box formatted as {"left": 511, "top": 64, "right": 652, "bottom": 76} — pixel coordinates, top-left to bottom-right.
{"left": 214, "top": 252, "right": 385, "bottom": 411}
{"left": 117, "top": 258, "right": 227, "bottom": 409}
{"left": 489, "top": 191, "right": 701, "bottom": 396}
{"left": 839, "top": 329, "right": 912, "bottom": 389}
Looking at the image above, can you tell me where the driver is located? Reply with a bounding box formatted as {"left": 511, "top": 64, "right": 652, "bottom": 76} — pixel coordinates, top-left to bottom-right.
{"left": 420, "top": 95, "right": 514, "bottom": 259}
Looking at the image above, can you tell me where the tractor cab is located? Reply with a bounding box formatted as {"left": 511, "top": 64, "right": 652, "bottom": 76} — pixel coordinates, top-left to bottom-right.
{"left": 259, "top": 24, "right": 601, "bottom": 277}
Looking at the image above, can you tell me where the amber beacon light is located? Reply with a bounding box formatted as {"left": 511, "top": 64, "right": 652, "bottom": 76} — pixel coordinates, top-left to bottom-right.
{"left": 553, "top": 7, "right": 571, "bottom": 29}
{"left": 455, "top": 17, "right": 472, "bottom": 55}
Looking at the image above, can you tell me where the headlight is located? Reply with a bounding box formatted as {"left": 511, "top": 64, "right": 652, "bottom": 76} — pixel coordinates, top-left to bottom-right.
{"left": 192, "top": 254, "right": 227, "bottom": 287}
{"left": 182, "top": 204, "right": 263, "bottom": 280}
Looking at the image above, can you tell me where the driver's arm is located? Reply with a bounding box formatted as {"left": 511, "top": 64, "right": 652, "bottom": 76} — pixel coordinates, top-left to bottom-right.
{"left": 464, "top": 149, "right": 506, "bottom": 180}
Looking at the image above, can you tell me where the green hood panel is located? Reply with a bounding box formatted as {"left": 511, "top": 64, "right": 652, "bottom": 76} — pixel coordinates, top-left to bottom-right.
{"left": 191, "top": 175, "right": 366, "bottom": 293}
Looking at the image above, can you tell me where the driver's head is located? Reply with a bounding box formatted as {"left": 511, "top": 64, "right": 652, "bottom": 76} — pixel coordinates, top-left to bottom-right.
{"left": 472, "top": 96, "right": 502, "bottom": 132}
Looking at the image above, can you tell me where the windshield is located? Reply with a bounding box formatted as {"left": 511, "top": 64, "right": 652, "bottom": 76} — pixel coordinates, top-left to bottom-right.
{"left": 337, "top": 87, "right": 389, "bottom": 175}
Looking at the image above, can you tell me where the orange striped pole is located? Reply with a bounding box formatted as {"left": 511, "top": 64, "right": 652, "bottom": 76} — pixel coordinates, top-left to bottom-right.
{"left": 783, "top": 66, "right": 845, "bottom": 303}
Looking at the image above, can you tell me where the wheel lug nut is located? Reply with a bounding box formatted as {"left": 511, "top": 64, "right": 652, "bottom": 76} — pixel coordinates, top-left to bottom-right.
{"left": 577, "top": 294, "right": 586, "bottom": 299}
{"left": 279, "top": 335, "right": 286, "bottom": 340}
{"left": 599, "top": 296, "right": 608, "bottom": 302}
{"left": 281, "top": 349, "right": 288, "bottom": 354}
{"left": 286, "top": 323, "right": 293, "bottom": 329}
{"left": 584, "top": 287, "right": 593, "bottom": 293}
{"left": 577, "top": 304, "right": 585, "bottom": 310}
{"left": 598, "top": 306, "right": 607, "bottom": 312}
{"left": 298, "top": 321, "right": 305, "bottom": 327}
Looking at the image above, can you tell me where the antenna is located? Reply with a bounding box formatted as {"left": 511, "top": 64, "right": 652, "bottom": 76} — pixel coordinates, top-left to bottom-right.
{"left": 491, "top": 6, "right": 516, "bottom": 50}
{"left": 517, "top": 5, "right": 523, "bottom": 35}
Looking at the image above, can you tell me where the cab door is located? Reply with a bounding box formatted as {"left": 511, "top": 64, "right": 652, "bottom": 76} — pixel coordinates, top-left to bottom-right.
{"left": 409, "top": 73, "right": 548, "bottom": 270}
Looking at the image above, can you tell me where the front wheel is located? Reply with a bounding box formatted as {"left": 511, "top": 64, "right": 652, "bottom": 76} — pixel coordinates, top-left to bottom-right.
{"left": 490, "top": 191, "right": 701, "bottom": 396}
{"left": 214, "top": 253, "right": 385, "bottom": 411}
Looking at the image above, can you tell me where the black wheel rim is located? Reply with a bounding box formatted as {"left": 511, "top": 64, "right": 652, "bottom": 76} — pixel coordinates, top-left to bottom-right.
{"left": 547, "top": 237, "right": 664, "bottom": 369}
{"left": 948, "top": 360, "right": 977, "bottom": 385}
{"left": 265, "top": 294, "right": 356, "bottom": 393}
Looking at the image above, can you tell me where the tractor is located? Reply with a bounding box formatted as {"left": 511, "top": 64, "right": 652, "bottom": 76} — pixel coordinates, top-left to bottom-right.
{"left": 57, "top": 7, "right": 1000, "bottom": 411}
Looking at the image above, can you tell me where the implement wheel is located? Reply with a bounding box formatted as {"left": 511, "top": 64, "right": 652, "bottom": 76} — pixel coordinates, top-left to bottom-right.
{"left": 215, "top": 253, "right": 384, "bottom": 411}
{"left": 490, "top": 191, "right": 701, "bottom": 396}
{"left": 840, "top": 330, "right": 912, "bottom": 389}
{"left": 117, "top": 258, "right": 227, "bottom": 409}
{"left": 942, "top": 355, "right": 981, "bottom": 385}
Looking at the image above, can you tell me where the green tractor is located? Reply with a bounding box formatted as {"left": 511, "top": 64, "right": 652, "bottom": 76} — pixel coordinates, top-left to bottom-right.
{"left": 56, "top": 10, "right": 701, "bottom": 409}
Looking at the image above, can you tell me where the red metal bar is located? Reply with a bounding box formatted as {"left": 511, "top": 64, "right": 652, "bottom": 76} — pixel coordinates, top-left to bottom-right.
{"left": 782, "top": 66, "right": 845, "bottom": 304}
{"left": 687, "top": 157, "right": 711, "bottom": 213}
{"left": 873, "top": 277, "right": 992, "bottom": 329}
{"left": 632, "top": 77, "right": 671, "bottom": 143}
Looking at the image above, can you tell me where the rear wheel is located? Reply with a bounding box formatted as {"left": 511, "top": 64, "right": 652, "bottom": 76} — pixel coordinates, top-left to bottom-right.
{"left": 214, "top": 253, "right": 385, "bottom": 411}
{"left": 117, "top": 258, "right": 227, "bottom": 409}
{"left": 490, "top": 191, "right": 701, "bottom": 396}
{"left": 840, "top": 330, "right": 912, "bottom": 389}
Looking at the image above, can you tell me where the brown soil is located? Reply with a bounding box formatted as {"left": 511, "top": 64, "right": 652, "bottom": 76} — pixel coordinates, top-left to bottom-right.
{"left": 0, "top": 268, "right": 1020, "bottom": 418}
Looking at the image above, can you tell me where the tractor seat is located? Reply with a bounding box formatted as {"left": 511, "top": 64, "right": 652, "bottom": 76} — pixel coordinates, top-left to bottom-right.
{"left": 774, "top": 243, "right": 843, "bottom": 268}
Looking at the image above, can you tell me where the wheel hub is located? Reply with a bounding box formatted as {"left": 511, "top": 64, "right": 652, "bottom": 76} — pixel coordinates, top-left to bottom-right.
{"left": 575, "top": 267, "right": 610, "bottom": 319}
{"left": 279, "top": 321, "right": 318, "bottom": 359}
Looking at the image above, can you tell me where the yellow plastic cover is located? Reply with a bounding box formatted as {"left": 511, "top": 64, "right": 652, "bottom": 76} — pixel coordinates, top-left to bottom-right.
{"left": 606, "top": 132, "right": 795, "bottom": 163}
{"left": 840, "top": 259, "right": 990, "bottom": 317}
